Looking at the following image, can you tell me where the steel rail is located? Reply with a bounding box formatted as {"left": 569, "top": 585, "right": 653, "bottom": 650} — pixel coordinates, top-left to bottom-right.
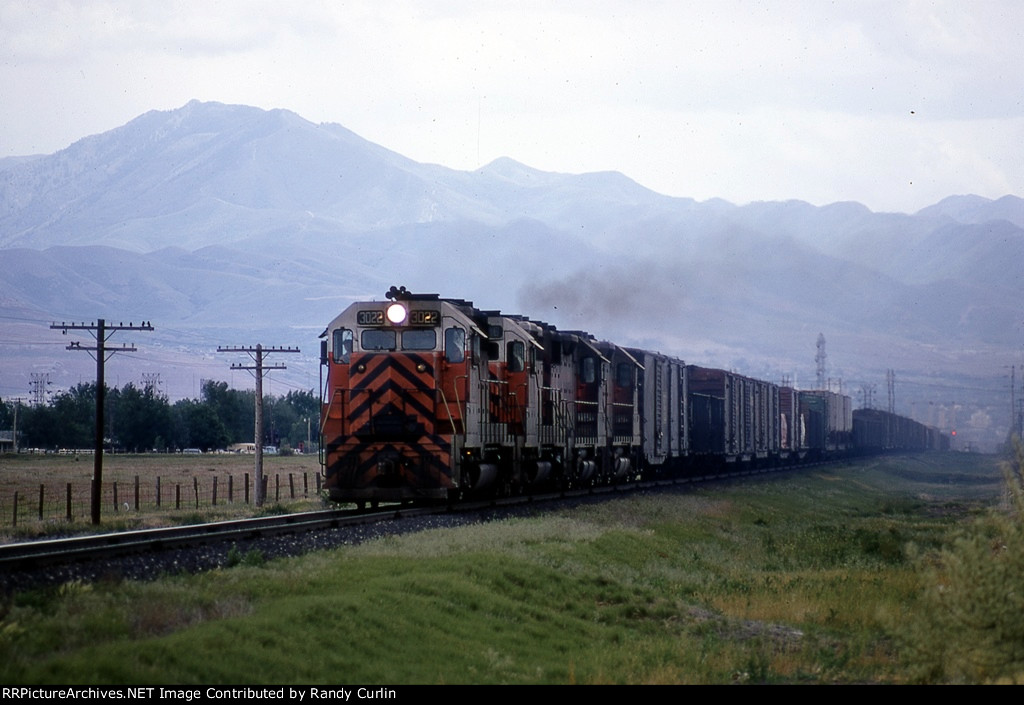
{"left": 0, "top": 508, "right": 372, "bottom": 571}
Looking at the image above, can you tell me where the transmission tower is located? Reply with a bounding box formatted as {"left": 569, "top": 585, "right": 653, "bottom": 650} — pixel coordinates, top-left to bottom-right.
{"left": 815, "top": 333, "right": 827, "bottom": 390}
{"left": 859, "top": 384, "right": 876, "bottom": 409}
{"left": 217, "top": 344, "right": 300, "bottom": 506}
{"left": 141, "top": 372, "right": 164, "bottom": 398}
{"left": 29, "top": 372, "right": 51, "bottom": 406}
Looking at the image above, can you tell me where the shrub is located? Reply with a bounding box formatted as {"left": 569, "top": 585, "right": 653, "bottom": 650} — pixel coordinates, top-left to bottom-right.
{"left": 904, "top": 439, "right": 1024, "bottom": 683}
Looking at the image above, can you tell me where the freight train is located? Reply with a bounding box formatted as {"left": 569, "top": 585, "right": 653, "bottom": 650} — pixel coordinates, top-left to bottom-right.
{"left": 319, "top": 287, "right": 945, "bottom": 505}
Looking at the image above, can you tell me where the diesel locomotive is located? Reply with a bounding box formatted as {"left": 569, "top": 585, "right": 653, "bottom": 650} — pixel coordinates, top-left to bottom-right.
{"left": 319, "top": 287, "right": 944, "bottom": 505}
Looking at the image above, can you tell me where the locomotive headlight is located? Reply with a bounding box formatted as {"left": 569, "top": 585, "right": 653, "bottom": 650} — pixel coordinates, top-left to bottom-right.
{"left": 386, "top": 302, "right": 408, "bottom": 325}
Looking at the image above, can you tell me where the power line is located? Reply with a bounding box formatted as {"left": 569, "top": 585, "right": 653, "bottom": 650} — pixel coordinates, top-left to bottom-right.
{"left": 51, "top": 319, "right": 154, "bottom": 525}
{"left": 217, "top": 344, "right": 300, "bottom": 506}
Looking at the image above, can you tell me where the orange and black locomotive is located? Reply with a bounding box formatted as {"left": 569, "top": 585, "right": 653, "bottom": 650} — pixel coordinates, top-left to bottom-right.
{"left": 319, "top": 286, "right": 644, "bottom": 504}
{"left": 319, "top": 287, "right": 943, "bottom": 506}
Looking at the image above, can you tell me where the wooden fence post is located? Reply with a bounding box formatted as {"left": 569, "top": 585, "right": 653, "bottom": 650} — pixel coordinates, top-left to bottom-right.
{"left": 134, "top": 475, "right": 140, "bottom": 511}
{"left": 289, "top": 473, "right": 295, "bottom": 499}
{"left": 175, "top": 484, "right": 181, "bottom": 510}
{"left": 38, "top": 484, "right": 44, "bottom": 520}
{"left": 66, "top": 483, "right": 72, "bottom": 521}
{"left": 245, "top": 473, "right": 250, "bottom": 504}
{"left": 12, "top": 491, "right": 18, "bottom": 527}
{"left": 156, "top": 476, "right": 162, "bottom": 508}
{"left": 113, "top": 481, "right": 119, "bottom": 512}
{"left": 212, "top": 476, "right": 218, "bottom": 507}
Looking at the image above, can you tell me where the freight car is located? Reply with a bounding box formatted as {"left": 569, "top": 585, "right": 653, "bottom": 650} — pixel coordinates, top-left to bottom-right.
{"left": 319, "top": 288, "right": 938, "bottom": 505}
{"left": 853, "top": 408, "right": 949, "bottom": 453}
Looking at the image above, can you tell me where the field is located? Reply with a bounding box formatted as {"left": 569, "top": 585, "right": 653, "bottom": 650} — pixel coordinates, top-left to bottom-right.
{"left": 0, "top": 451, "right": 1016, "bottom": 684}
{"left": 0, "top": 453, "right": 324, "bottom": 536}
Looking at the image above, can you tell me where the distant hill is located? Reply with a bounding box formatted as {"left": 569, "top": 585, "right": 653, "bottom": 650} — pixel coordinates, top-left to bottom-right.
{"left": 0, "top": 100, "right": 1020, "bottom": 450}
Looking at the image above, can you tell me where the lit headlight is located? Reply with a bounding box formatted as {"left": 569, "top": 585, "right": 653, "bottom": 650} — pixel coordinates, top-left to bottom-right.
{"left": 386, "top": 302, "right": 408, "bottom": 325}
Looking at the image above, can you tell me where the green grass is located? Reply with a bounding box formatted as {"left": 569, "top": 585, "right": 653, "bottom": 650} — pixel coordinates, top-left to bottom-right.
{"left": 0, "top": 452, "right": 1007, "bottom": 684}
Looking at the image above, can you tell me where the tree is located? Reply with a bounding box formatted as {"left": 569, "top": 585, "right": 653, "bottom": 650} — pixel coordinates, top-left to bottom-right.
{"left": 18, "top": 403, "right": 59, "bottom": 449}
{"left": 201, "top": 380, "right": 254, "bottom": 444}
{"left": 170, "top": 398, "right": 230, "bottom": 452}
{"left": 109, "top": 384, "right": 171, "bottom": 452}
{"left": 0, "top": 398, "right": 12, "bottom": 430}
{"left": 50, "top": 383, "right": 98, "bottom": 449}
{"left": 262, "top": 389, "right": 317, "bottom": 448}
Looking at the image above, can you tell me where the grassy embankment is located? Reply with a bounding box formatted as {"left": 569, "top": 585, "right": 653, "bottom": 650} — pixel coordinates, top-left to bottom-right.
{"left": 0, "top": 452, "right": 1011, "bottom": 683}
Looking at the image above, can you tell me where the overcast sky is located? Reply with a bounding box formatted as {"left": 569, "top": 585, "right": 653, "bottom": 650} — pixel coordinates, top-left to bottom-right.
{"left": 2, "top": 1, "right": 1022, "bottom": 213}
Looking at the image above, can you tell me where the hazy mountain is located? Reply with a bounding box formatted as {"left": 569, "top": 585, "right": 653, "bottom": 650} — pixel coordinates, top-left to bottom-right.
{"left": 0, "top": 100, "right": 1020, "bottom": 450}
{"left": 917, "top": 194, "right": 1024, "bottom": 229}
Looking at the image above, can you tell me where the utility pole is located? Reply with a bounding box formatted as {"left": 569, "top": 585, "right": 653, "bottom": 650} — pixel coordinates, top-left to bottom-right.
{"left": 815, "top": 334, "right": 827, "bottom": 390}
{"left": 1017, "top": 373, "right": 1024, "bottom": 441}
{"left": 51, "top": 319, "right": 154, "bottom": 525}
{"left": 217, "top": 345, "right": 300, "bottom": 506}
{"left": 8, "top": 397, "right": 27, "bottom": 454}
{"left": 886, "top": 369, "right": 895, "bottom": 414}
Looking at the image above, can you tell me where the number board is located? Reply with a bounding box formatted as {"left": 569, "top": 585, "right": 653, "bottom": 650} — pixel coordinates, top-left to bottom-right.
{"left": 356, "top": 310, "right": 440, "bottom": 326}
{"left": 356, "top": 310, "right": 384, "bottom": 325}
{"left": 409, "top": 310, "right": 440, "bottom": 326}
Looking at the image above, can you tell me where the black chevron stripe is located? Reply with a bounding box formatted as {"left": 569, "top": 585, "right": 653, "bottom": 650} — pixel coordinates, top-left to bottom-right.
{"left": 334, "top": 435, "right": 453, "bottom": 481}
{"left": 352, "top": 354, "right": 434, "bottom": 393}
{"left": 348, "top": 379, "right": 433, "bottom": 423}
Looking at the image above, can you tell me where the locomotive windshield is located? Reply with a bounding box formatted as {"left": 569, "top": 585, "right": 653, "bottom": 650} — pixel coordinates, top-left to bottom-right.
{"left": 359, "top": 328, "right": 439, "bottom": 351}
{"left": 361, "top": 329, "right": 397, "bottom": 351}
{"left": 402, "top": 329, "right": 436, "bottom": 350}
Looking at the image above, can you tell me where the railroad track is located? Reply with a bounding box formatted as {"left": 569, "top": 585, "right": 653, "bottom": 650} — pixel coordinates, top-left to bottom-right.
{"left": 0, "top": 507, "right": 392, "bottom": 572}
{"left": 0, "top": 462, "right": 796, "bottom": 580}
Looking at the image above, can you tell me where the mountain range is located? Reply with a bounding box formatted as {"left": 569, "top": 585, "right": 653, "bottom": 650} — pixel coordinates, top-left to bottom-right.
{"left": 1, "top": 100, "right": 1020, "bottom": 450}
